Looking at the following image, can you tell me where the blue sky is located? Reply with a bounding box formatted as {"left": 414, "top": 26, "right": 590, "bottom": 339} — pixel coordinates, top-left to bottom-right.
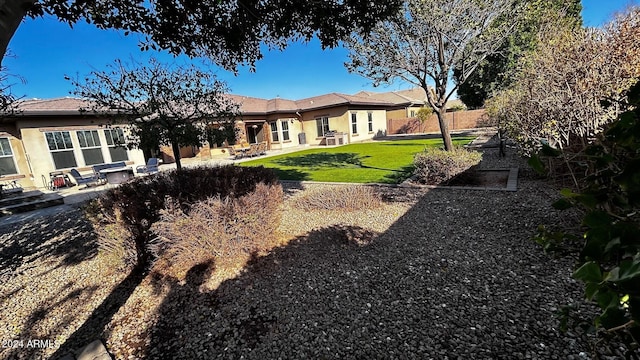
{"left": 3, "top": 0, "right": 636, "bottom": 101}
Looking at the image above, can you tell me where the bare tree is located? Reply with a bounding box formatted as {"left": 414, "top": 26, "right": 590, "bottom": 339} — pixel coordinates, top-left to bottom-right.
{"left": 345, "top": 0, "right": 519, "bottom": 150}
{"left": 71, "top": 58, "right": 239, "bottom": 170}
{"left": 0, "top": 59, "right": 23, "bottom": 115}
{"left": 487, "top": 6, "right": 640, "bottom": 154}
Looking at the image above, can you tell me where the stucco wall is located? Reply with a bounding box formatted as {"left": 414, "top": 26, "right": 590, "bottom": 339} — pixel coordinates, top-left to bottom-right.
{"left": 346, "top": 109, "right": 387, "bottom": 143}
{"left": 0, "top": 131, "right": 32, "bottom": 187}
{"left": 299, "top": 106, "right": 349, "bottom": 146}
{"left": 16, "top": 117, "right": 145, "bottom": 189}
{"left": 267, "top": 117, "right": 302, "bottom": 150}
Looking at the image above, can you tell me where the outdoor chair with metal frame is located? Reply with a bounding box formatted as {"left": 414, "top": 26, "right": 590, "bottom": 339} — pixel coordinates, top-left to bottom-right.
{"left": 245, "top": 143, "right": 260, "bottom": 157}
{"left": 136, "top": 157, "right": 159, "bottom": 174}
{"left": 257, "top": 141, "right": 267, "bottom": 155}
{"left": 228, "top": 146, "right": 244, "bottom": 160}
{"left": 69, "top": 168, "right": 101, "bottom": 188}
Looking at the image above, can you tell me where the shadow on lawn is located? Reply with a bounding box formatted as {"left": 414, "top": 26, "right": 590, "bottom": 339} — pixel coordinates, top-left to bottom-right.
{"left": 380, "top": 164, "right": 415, "bottom": 184}
{"left": 270, "top": 152, "right": 411, "bottom": 184}
{"left": 272, "top": 152, "right": 365, "bottom": 169}
{"left": 270, "top": 168, "right": 311, "bottom": 182}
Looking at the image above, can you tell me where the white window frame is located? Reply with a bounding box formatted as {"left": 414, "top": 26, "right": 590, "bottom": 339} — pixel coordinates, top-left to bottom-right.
{"left": 270, "top": 121, "right": 279, "bottom": 142}
{"left": 0, "top": 137, "right": 18, "bottom": 175}
{"left": 368, "top": 112, "right": 374, "bottom": 132}
{"left": 104, "top": 128, "right": 129, "bottom": 162}
{"left": 316, "top": 117, "right": 329, "bottom": 137}
{"left": 281, "top": 120, "right": 290, "bottom": 141}
{"left": 45, "top": 131, "right": 77, "bottom": 169}
{"left": 77, "top": 130, "right": 105, "bottom": 165}
{"left": 351, "top": 113, "right": 358, "bottom": 134}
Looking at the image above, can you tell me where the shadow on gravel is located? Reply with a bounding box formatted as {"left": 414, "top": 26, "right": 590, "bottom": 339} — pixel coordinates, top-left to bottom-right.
{"left": 139, "top": 185, "right": 598, "bottom": 359}
{"left": 144, "top": 225, "right": 377, "bottom": 359}
{"left": 50, "top": 269, "right": 145, "bottom": 359}
{"left": 0, "top": 207, "right": 98, "bottom": 277}
{"left": 1, "top": 282, "right": 103, "bottom": 360}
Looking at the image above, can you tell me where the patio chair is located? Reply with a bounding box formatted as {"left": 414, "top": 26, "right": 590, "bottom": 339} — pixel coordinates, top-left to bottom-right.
{"left": 70, "top": 168, "right": 100, "bottom": 187}
{"left": 245, "top": 143, "right": 260, "bottom": 157}
{"left": 257, "top": 141, "right": 267, "bottom": 155}
{"left": 136, "top": 158, "right": 159, "bottom": 174}
{"left": 228, "top": 146, "right": 243, "bottom": 160}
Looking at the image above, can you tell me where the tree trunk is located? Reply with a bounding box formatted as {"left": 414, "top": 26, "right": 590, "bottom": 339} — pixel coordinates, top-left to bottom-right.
{"left": 134, "top": 229, "right": 150, "bottom": 271}
{"left": 171, "top": 141, "right": 182, "bottom": 171}
{"left": 436, "top": 110, "right": 454, "bottom": 151}
{"left": 0, "top": 0, "right": 35, "bottom": 66}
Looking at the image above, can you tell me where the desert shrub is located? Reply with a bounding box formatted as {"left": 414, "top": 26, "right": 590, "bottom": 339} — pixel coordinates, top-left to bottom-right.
{"left": 413, "top": 146, "right": 482, "bottom": 185}
{"left": 293, "top": 185, "right": 383, "bottom": 211}
{"left": 150, "top": 183, "right": 284, "bottom": 279}
{"left": 90, "top": 207, "right": 137, "bottom": 270}
{"left": 85, "top": 165, "right": 279, "bottom": 270}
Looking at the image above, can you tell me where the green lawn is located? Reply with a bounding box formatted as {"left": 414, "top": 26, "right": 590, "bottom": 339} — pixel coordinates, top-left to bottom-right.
{"left": 241, "top": 136, "right": 474, "bottom": 184}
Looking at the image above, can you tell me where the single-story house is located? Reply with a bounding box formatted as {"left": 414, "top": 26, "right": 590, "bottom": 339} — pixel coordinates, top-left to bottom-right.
{"left": 1, "top": 87, "right": 466, "bottom": 189}
{"left": 0, "top": 98, "right": 145, "bottom": 189}
{"left": 226, "top": 92, "right": 396, "bottom": 151}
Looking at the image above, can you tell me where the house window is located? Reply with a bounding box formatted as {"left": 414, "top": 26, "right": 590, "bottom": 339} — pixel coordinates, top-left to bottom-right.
{"left": 410, "top": 110, "right": 416, "bottom": 117}
{"left": 270, "top": 121, "right": 279, "bottom": 142}
{"left": 77, "top": 130, "right": 104, "bottom": 165}
{"left": 281, "top": 120, "right": 290, "bottom": 141}
{"left": 368, "top": 113, "right": 373, "bottom": 132}
{"left": 0, "top": 137, "right": 17, "bottom": 175}
{"left": 316, "top": 117, "right": 329, "bottom": 137}
{"left": 45, "top": 131, "right": 77, "bottom": 169}
{"left": 104, "top": 128, "right": 129, "bottom": 162}
{"left": 351, "top": 113, "right": 358, "bottom": 134}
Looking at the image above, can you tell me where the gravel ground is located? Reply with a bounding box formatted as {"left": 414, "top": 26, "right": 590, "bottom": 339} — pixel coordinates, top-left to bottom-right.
{"left": 1, "top": 140, "right": 628, "bottom": 359}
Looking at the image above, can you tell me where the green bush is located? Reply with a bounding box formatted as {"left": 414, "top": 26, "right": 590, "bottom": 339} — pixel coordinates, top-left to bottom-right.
{"left": 534, "top": 81, "right": 640, "bottom": 353}
{"left": 85, "top": 165, "right": 279, "bottom": 270}
{"left": 150, "top": 183, "right": 283, "bottom": 279}
{"left": 413, "top": 146, "right": 482, "bottom": 185}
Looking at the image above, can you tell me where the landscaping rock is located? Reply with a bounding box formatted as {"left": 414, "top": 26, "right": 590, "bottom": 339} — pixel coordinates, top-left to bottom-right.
{"left": 1, "top": 140, "right": 631, "bottom": 359}
{"left": 76, "top": 340, "right": 112, "bottom": 360}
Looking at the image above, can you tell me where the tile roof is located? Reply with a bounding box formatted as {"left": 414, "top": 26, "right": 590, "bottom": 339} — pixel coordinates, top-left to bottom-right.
{"left": 227, "top": 92, "right": 394, "bottom": 115}
{"left": 10, "top": 89, "right": 464, "bottom": 117}
{"left": 354, "top": 88, "right": 427, "bottom": 105}
{"left": 354, "top": 88, "right": 465, "bottom": 109}
{"left": 15, "top": 97, "right": 93, "bottom": 115}
{"left": 295, "top": 92, "right": 394, "bottom": 111}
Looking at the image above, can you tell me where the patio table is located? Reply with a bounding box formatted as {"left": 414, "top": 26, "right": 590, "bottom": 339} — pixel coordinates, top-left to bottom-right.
{"left": 99, "top": 167, "right": 134, "bottom": 184}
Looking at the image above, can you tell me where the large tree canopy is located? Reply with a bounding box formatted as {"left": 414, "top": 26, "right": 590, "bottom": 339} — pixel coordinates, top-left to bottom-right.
{"left": 71, "top": 58, "right": 239, "bottom": 170}
{"left": 346, "top": 0, "right": 519, "bottom": 151}
{"left": 454, "top": 0, "right": 582, "bottom": 109}
{"left": 0, "top": 0, "right": 403, "bottom": 68}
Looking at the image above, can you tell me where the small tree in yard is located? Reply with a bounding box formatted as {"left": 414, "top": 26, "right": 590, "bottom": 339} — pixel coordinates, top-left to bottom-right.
{"left": 416, "top": 107, "right": 432, "bottom": 133}
{"left": 72, "top": 58, "right": 239, "bottom": 170}
{"left": 345, "top": 0, "right": 519, "bottom": 151}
